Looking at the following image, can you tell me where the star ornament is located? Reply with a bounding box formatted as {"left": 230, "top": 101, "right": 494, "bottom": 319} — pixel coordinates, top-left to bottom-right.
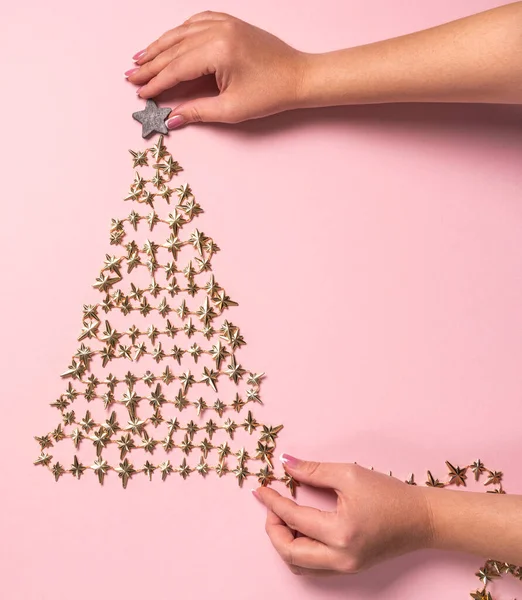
{"left": 132, "top": 99, "right": 172, "bottom": 139}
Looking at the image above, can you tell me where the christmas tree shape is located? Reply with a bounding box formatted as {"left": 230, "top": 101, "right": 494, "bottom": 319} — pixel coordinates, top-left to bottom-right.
{"left": 34, "top": 134, "right": 296, "bottom": 495}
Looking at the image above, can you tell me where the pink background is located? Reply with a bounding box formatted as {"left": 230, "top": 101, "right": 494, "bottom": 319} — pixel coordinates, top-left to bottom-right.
{"left": 2, "top": 0, "right": 522, "bottom": 598}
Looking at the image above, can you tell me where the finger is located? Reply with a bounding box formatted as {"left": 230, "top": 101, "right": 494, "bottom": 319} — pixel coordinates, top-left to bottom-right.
{"left": 138, "top": 48, "right": 214, "bottom": 99}
{"left": 184, "top": 10, "right": 231, "bottom": 24}
{"left": 265, "top": 510, "right": 336, "bottom": 570}
{"left": 135, "top": 20, "right": 213, "bottom": 66}
{"left": 166, "top": 95, "right": 230, "bottom": 126}
{"left": 257, "top": 487, "right": 335, "bottom": 544}
{"left": 280, "top": 454, "right": 344, "bottom": 490}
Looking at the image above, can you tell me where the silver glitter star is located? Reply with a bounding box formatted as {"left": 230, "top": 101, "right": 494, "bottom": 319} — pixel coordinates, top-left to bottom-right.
{"left": 132, "top": 99, "right": 171, "bottom": 139}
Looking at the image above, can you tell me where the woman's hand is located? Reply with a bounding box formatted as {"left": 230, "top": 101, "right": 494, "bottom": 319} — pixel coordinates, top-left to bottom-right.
{"left": 256, "top": 455, "right": 522, "bottom": 575}
{"left": 125, "top": 11, "right": 308, "bottom": 127}
{"left": 254, "top": 456, "right": 434, "bottom": 575}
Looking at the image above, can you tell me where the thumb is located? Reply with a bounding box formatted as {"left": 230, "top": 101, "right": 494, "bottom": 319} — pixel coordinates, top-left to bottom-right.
{"left": 166, "top": 97, "right": 228, "bottom": 128}
{"left": 280, "top": 453, "right": 341, "bottom": 490}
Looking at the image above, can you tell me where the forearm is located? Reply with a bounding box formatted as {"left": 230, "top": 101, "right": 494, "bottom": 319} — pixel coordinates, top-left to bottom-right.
{"left": 423, "top": 486, "right": 522, "bottom": 565}
{"left": 298, "top": 2, "right": 522, "bottom": 107}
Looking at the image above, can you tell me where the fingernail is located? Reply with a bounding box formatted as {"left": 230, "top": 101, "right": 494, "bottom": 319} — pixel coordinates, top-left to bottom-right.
{"left": 136, "top": 87, "right": 143, "bottom": 96}
{"left": 280, "top": 453, "right": 300, "bottom": 468}
{"left": 133, "top": 49, "right": 146, "bottom": 61}
{"left": 124, "top": 67, "right": 139, "bottom": 78}
{"left": 166, "top": 115, "right": 185, "bottom": 129}
{"left": 251, "top": 488, "right": 259, "bottom": 499}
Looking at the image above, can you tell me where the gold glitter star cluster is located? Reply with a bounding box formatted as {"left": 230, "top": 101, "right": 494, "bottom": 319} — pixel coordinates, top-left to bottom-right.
{"left": 34, "top": 135, "right": 296, "bottom": 496}
{"left": 33, "top": 133, "right": 518, "bottom": 598}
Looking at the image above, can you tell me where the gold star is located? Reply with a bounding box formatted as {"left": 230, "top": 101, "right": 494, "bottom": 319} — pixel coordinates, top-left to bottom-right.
{"left": 236, "top": 447, "right": 250, "bottom": 465}
{"left": 223, "top": 418, "right": 238, "bottom": 438}
{"left": 129, "top": 149, "right": 148, "bottom": 168}
{"left": 166, "top": 212, "right": 186, "bottom": 235}
{"left": 179, "top": 370, "right": 195, "bottom": 393}
{"left": 213, "top": 399, "right": 226, "bottom": 418}
{"left": 242, "top": 410, "right": 259, "bottom": 434}
{"left": 178, "top": 458, "right": 191, "bottom": 479}
{"left": 79, "top": 411, "right": 95, "bottom": 433}
{"left": 115, "top": 458, "right": 136, "bottom": 489}
{"left": 103, "top": 412, "right": 120, "bottom": 436}
{"left": 117, "top": 433, "right": 136, "bottom": 459}
{"left": 35, "top": 434, "right": 53, "bottom": 449}
{"left": 255, "top": 442, "right": 274, "bottom": 468}
{"left": 199, "top": 437, "right": 213, "bottom": 459}
{"left": 484, "top": 470, "right": 503, "bottom": 486}
{"left": 162, "top": 435, "right": 175, "bottom": 453}
{"left": 70, "top": 455, "right": 86, "bottom": 480}
{"left": 200, "top": 367, "right": 219, "bottom": 392}
{"left": 52, "top": 462, "right": 65, "bottom": 482}
{"left": 256, "top": 466, "right": 275, "bottom": 487}
{"left": 91, "top": 458, "right": 110, "bottom": 485}
{"left": 232, "top": 393, "right": 245, "bottom": 412}
{"left": 175, "top": 183, "right": 192, "bottom": 202}
{"left": 150, "top": 135, "right": 169, "bottom": 161}
{"left": 90, "top": 428, "right": 109, "bottom": 456}
{"left": 247, "top": 372, "right": 265, "bottom": 386}
{"left": 188, "top": 343, "right": 203, "bottom": 363}
{"left": 446, "top": 461, "right": 467, "bottom": 486}
{"left": 71, "top": 428, "right": 84, "bottom": 449}
{"left": 425, "top": 471, "right": 445, "bottom": 488}
{"left": 233, "top": 464, "right": 250, "bottom": 487}
{"left": 281, "top": 473, "right": 299, "bottom": 497}
{"left": 212, "top": 290, "right": 238, "bottom": 311}
{"left": 259, "top": 424, "right": 284, "bottom": 444}
{"left": 159, "top": 460, "right": 173, "bottom": 481}
{"left": 126, "top": 417, "right": 145, "bottom": 436}
{"left": 180, "top": 434, "right": 194, "bottom": 455}
{"left": 194, "top": 396, "right": 208, "bottom": 416}
{"left": 34, "top": 452, "right": 52, "bottom": 467}
{"left": 215, "top": 462, "right": 229, "bottom": 477}
{"left": 159, "top": 155, "right": 182, "bottom": 178}
{"left": 181, "top": 199, "right": 203, "bottom": 219}
{"left": 471, "top": 459, "right": 486, "bottom": 481}
{"left": 196, "top": 297, "right": 217, "bottom": 326}
{"left": 225, "top": 356, "right": 246, "bottom": 383}
{"left": 204, "top": 275, "right": 221, "bottom": 296}
{"left": 141, "top": 431, "right": 158, "bottom": 454}
{"left": 143, "top": 461, "right": 156, "bottom": 481}
{"left": 217, "top": 442, "right": 231, "bottom": 461}
{"left": 196, "top": 458, "right": 209, "bottom": 477}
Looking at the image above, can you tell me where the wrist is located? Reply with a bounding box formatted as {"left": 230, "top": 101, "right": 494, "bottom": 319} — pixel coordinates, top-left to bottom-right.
{"left": 294, "top": 52, "right": 329, "bottom": 109}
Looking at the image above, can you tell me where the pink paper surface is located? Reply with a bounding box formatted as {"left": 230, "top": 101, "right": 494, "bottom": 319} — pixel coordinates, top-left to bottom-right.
{"left": 2, "top": 1, "right": 522, "bottom": 598}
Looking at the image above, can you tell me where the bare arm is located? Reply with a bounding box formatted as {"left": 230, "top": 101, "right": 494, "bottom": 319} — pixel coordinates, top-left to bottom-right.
{"left": 300, "top": 1, "right": 522, "bottom": 107}
{"left": 127, "top": 3, "right": 522, "bottom": 127}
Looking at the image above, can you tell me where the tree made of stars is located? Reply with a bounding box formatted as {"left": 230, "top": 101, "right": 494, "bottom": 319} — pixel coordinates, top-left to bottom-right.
{"left": 34, "top": 134, "right": 297, "bottom": 496}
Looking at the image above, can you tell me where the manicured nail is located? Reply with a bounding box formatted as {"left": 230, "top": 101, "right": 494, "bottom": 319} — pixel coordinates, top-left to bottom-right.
{"left": 280, "top": 453, "right": 300, "bottom": 468}
{"left": 133, "top": 49, "right": 146, "bottom": 61}
{"left": 166, "top": 115, "right": 185, "bottom": 129}
{"left": 136, "top": 87, "right": 143, "bottom": 96}
{"left": 251, "top": 488, "right": 259, "bottom": 498}
{"left": 124, "top": 67, "right": 139, "bottom": 78}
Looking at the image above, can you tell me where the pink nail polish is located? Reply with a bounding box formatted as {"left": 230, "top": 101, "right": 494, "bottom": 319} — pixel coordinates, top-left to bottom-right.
{"left": 251, "top": 488, "right": 259, "bottom": 498}
{"left": 166, "top": 115, "right": 185, "bottom": 129}
{"left": 133, "top": 49, "right": 146, "bottom": 61}
{"left": 124, "top": 67, "right": 139, "bottom": 78}
{"left": 136, "top": 87, "right": 143, "bottom": 96}
{"left": 280, "top": 453, "right": 300, "bottom": 468}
